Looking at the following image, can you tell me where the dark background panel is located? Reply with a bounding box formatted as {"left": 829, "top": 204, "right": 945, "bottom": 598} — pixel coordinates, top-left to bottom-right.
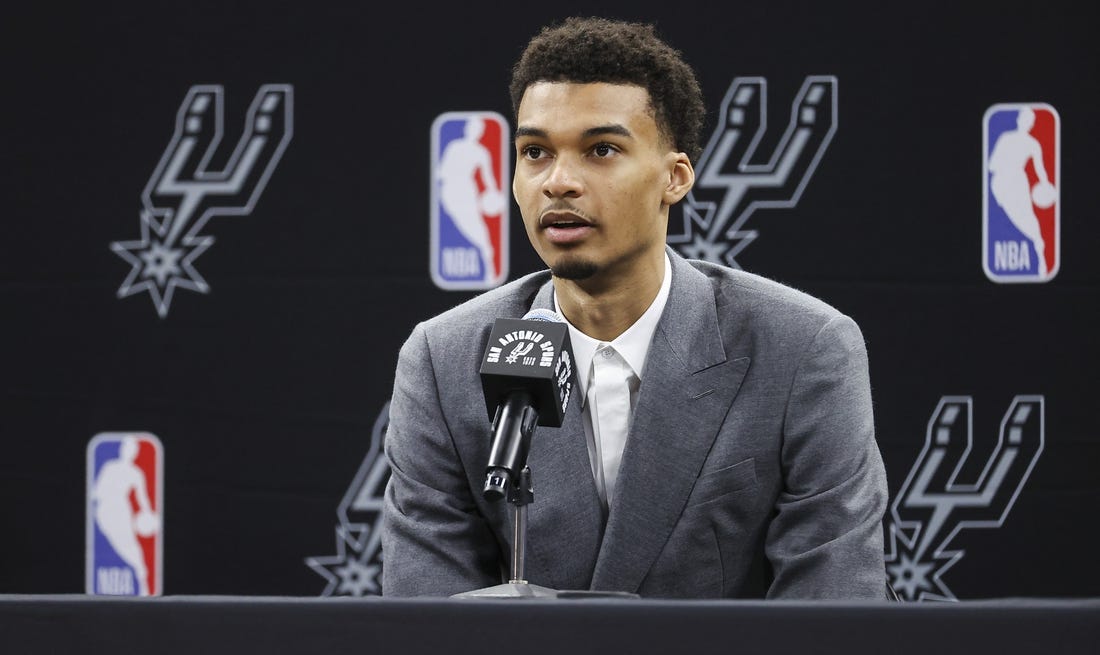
{"left": 0, "top": 0, "right": 1095, "bottom": 598}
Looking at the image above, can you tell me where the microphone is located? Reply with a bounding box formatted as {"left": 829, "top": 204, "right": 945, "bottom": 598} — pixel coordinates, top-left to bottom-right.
{"left": 479, "top": 308, "right": 575, "bottom": 501}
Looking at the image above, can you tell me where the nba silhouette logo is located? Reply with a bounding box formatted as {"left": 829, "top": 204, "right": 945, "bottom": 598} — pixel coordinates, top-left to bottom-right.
{"left": 983, "top": 103, "right": 1060, "bottom": 283}
{"left": 430, "top": 111, "right": 510, "bottom": 290}
{"left": 86, "top": 432, "right": 163, "bottom": 596}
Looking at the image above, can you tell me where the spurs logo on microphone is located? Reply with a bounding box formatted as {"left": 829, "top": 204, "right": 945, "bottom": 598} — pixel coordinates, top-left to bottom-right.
{"left": 111, "top": 84, "right": 294, "bottom": 318}
{"left": 885, "top": 396, "right": 1044, "bottom": 601}
{"left": 306, "top": 402, "right": 391, "bottom": 596}
{"left": 554, "top": 349, "right": 574, "bottom": 413}
{"left": 485, "top": 329, "right": 555, "bottom": 367}
{"left": 504, "top": 341, "right": 536, "bottom": 365}
{"left": 668, "top": 76, "right": 838, "bottom": 267}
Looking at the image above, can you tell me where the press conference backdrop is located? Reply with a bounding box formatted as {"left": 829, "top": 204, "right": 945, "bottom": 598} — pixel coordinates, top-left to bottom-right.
{"left": 2, "top": 1, "right": 1096, "bottom": 601}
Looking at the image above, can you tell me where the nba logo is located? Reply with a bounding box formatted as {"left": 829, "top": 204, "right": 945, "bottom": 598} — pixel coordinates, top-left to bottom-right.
{"left": 86, "top": 432, "right": 163, "bottom": 596}
{"left": 430, "top": 111, "right": 510, "bottom": 290}
{"left": 983, "top": 103, "right": 1060, "bottom": 282}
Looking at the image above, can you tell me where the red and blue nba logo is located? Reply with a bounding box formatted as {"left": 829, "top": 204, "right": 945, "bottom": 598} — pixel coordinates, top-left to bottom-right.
{"left": 430, "top": 111, "right": 510, "bottom": 290}
{"left": 86, "top": 432, "right": 163, "bottom": 596}
{"left": 983, "top": 103, "right": 1060, "bottom": 283}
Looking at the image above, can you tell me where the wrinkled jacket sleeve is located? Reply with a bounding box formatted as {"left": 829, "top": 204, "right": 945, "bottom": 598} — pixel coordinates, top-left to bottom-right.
{"left": 381, "top": 322, "right": 502, "bottom": 596}
{"left": 765, "top": 315, "right": 889, "bottom": 599}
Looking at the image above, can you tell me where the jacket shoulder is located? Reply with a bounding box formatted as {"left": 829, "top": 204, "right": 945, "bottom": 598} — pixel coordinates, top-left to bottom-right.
{"left": 686, "top": 259, "right": 853, "bottom": 333}
{"left": 690, "top": 263, "right": 844, "bottom": 321}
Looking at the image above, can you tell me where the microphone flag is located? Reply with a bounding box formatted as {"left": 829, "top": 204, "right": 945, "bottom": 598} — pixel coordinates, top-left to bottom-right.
{"left": 479, "top": 311, "right": 575, "bottom": 429}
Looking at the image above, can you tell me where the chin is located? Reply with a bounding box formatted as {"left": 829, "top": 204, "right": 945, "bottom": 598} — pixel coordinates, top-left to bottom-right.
{"left": 549, "top": 256, "right": 599, "bottom": 281}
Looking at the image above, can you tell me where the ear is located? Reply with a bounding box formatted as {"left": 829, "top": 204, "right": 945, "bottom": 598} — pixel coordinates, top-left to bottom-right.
{"left": 662, "top": 152, "right": 695, "bottom": 205}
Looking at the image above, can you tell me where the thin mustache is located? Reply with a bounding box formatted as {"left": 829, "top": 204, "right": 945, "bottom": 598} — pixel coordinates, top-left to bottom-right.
{"left": 538, "top": 202, "right": 595, "bottom": 227}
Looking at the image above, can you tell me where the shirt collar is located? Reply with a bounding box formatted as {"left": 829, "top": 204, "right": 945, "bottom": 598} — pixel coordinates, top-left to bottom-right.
{"left": 554, "top": 252, "right": 673, "bottom": 397}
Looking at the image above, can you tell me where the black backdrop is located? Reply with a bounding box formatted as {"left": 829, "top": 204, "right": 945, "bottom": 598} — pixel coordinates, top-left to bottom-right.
{"left": 2, "top": 0, "right": 1097, "bottom": 600}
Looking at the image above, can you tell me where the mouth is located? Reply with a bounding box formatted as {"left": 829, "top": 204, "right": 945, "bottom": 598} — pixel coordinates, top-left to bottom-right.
{"left": 539, "top": 211, "right": 595, "bottom": 245}
{"left": 539, "top": 211, "right": 593, "bottom": 230}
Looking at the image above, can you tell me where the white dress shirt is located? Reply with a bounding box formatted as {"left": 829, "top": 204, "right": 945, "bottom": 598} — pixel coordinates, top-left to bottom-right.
{"left": 554, "top": 253, "right": 672, "bottom": 510}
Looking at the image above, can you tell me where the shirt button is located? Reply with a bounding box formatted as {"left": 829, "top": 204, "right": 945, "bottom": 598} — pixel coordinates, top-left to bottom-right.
{"left": 602, "top": 349, "right": 614, "bottom": 358}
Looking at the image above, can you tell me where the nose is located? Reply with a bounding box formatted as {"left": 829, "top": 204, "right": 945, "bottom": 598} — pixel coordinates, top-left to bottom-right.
{"left": 542, "top": 157, "right": 582, "bottom": 198}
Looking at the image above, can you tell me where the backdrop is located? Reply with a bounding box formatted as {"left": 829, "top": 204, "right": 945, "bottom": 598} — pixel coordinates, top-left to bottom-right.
{"left": 2, "top": 0, "right": 1096, "bottom": 601}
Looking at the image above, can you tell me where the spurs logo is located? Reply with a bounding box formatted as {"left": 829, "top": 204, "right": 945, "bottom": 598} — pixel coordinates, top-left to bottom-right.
{"left": 111, "top": 84, "right": 294, "bottom": 318}
{"left": 504, "top": 341, "right": 535, "bottom": 364}
{"left": 306, "top": 402, "right": 390, "bottom": 596}
{"left": 885, "top": 396, "right": 1044, "bottom": 601}
{"left": 668, "top": 76, "right": 837, "bottom": 267}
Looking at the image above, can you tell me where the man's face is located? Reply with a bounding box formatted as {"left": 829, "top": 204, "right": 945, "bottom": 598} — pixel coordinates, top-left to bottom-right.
{"left": 512, "top": 82, "right": 692, "bottom": 282}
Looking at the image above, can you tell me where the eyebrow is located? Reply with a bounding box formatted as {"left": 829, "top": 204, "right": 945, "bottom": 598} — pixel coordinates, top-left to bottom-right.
{"left": 514, "top": 124, "right": 634, "bottom": 140}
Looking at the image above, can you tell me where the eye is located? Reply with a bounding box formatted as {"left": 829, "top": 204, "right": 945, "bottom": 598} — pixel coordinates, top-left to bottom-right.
{"left": 592, "top": 143, "right": 617, "bottom": 157}
{"left": 521, "top": 145, "right": 546, "bottom": 160}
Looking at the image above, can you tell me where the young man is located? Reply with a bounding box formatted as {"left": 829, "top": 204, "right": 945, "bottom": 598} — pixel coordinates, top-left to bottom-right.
{"left": 381, "top": 16, "right": 888, "bottom": 599}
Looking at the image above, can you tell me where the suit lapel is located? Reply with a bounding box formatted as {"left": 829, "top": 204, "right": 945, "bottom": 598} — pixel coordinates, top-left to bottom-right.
{"left": 591, "top": 252, "right": 750, "bottom": 593}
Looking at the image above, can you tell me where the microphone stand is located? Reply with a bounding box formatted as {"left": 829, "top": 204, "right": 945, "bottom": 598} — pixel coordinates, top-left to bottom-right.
{"left": 452, "top": 466, "right": 558, "bottom": 599}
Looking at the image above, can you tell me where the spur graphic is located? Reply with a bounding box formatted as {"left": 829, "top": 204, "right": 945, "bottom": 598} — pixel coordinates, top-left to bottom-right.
{"left": 885, "top": 396, "right": 1044, "bottom": 601}
{"left": 306, "top": 403, "right": 391, "bottom": 596}
{"left": 111, "top": 84, "right": 294, "bottom": 317}
{"left": 669, "top": 76, "right": 837, "bottom": 267}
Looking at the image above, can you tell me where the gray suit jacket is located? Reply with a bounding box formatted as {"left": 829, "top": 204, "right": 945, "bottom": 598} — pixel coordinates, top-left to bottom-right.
{"left": 381, "top": 249, "right": 888, "bottom": 599}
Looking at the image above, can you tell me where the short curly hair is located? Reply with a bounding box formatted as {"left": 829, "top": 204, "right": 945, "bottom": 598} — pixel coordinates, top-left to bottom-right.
{"left": 509, "top": 16, "right": 705, "bottom": 163}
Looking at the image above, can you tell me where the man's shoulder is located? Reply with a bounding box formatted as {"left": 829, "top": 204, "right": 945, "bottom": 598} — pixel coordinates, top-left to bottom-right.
{"left": 678, "top": 257, "right": 867, "bottom": 364}
{"left": 685, "top": 258, "right": 846, "bottom": 324}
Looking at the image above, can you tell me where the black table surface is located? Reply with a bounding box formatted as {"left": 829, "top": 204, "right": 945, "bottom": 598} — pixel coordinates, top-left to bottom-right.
{"left": 2, "top": 594, "right": 1098, "bottom": 655}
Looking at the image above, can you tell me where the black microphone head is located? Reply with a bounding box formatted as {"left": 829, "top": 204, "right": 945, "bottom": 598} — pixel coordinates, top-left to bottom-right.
{"left": 479, "top": 310, "right": 576, "bottom": 428}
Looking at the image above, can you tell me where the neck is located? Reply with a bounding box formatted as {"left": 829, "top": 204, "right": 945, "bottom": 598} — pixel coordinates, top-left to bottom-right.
{"left": 555, "top": 251, "right": 665, "bottom": 342}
